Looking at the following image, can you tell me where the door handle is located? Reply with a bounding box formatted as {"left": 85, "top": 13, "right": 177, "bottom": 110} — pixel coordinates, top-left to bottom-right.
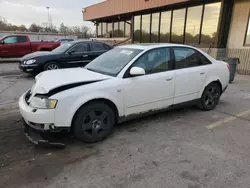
{"left": 82, "top": 55, "right": 88, "bottom": 57}
{"left": 200, "top": 72, "right": 205, "bottom": 75}
{"left": 166, "top": 77, "right": 173, "bottom": 81}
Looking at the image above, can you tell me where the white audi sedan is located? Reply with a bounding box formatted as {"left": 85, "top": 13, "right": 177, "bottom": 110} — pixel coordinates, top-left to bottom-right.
{"left": 19, "top": 44, "right": 230, "bottom": 145}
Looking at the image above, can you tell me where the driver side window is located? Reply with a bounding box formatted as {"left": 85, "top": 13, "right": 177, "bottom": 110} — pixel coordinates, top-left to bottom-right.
{"left": 3, "top": 36, "right": 17, "bottom": 44}
{"left": 132, "top": 48, "right": 171, "bottom": 75}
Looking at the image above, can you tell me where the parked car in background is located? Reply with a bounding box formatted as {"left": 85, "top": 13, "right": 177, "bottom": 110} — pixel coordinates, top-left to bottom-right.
{"left": 56, "top": 38, "right": 74, "bottom": 44}
{"left": 19, "top": 44, "right": 230, "bottom": 145}
{"left": 0, "top": 35, "right": 60, "bottom": 58}
{"left": 19, "top": 40, "right": 112, "bottom": 74}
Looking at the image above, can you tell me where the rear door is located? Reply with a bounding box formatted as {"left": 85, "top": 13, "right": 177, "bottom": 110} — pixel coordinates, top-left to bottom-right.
{"left": 61, "top": 42, "right": 90, "bottom": 68}
{"left": 172, "top": 47, "right": 212, "bottom": 104}
{"left": 88, "top": 42, "right": 110, "bottom": 61}
{"left": 0, "top": 36, "right": 18, "bottom": 57}
{"left": 16, "top": 36, "right": 31, "bottom": 57}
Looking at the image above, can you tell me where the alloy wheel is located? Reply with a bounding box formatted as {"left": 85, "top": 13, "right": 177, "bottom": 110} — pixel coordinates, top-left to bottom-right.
{"left": 204, "top": 86, "right": 220, "bottom": 109}
{"left": 81, "top": 110, "right": 111, "bottom": 139}
{"left": 47, "top": 64, "right": 59, "bottom": 70}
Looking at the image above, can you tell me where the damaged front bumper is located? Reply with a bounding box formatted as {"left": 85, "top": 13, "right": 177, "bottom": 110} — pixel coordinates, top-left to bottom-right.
{"left": 22, "top": 119, "right": 66, "bottom": 148}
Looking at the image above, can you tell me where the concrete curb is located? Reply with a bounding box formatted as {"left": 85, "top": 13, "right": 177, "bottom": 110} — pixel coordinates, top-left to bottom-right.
{"left": 0, "top": 58, "right": 20, "bottom": 63}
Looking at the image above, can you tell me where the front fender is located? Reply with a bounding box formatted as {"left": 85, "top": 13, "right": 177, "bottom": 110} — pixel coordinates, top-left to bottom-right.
{"left": 54, "top": 91, "right": 123, "bottom": 127}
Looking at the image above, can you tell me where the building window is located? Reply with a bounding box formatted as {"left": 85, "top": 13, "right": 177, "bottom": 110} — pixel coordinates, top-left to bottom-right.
{"left": 160, "top": 11, "right": 171, "bottom": 43}
{"left": 134, "top": 16, "right": 141, "bottom": 42}
{"left": 185, "top": 6, "right": 203, "bottom": 45}
{"left": 244, "top": 11, "right": 250, "bottom": 46}
{"left": 103, "top": 23, "right": 107, "bottom": 38}
{"left": 151, "top": 13, "right": 160, "bottom": 42}
{"left": 125, "top": 20, "right": 131, "bottom": 37}
{"left": 113, "top": 22, "right": 119, "bottom": 37}
{"left": 141, "top": 14, "right": 150, "bottom": 43}
{"left": 108, "top": 22, "right": 113, "bottom": 38}
{"left": 171, "top": 8, "right": 186, "bottom": 44}
{"left": 201, "top": 2, "right": 221, "bottom": 46}
{"left": 119, "top": 22, "right": 125, "bottom": 37}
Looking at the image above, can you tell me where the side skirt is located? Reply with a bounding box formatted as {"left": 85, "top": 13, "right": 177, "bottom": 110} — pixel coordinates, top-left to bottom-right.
{"left": 118, "top": 99, "right": 200, "bottom": 124}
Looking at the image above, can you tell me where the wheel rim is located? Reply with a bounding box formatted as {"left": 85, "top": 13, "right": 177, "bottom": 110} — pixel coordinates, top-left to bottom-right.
{"left": 81, "top": 110, "right": 110, "bottom": 139}
{"left": 204, "top": 86, "right": 220, "bottom": 108}
{"left": 47, "top": 64, "right": 59, "bottom": 70}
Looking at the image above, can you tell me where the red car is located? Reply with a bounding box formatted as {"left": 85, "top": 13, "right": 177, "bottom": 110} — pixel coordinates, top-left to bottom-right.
{"left": 0, "top": 35, "right": 60, "bottom": 58}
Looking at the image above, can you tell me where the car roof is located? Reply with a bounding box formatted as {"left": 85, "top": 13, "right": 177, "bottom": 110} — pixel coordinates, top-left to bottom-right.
{"left": 118, "top": 43, "right": 197, "bottom": 50}
{"left": 68, "top": 40, "right": 110, "bottom": 45}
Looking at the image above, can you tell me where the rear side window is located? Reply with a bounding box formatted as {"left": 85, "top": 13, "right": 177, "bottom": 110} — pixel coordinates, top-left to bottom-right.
{"left": 17, "top": 36, "right": 28, "bottom": 43}
{"left": 173, "top": 47, "right": 211, "bottom": 69}
{"left": 90, "top": 43, "right": 106, "bottom": 51}
{"left": 70, "top": 43, "right": 88, "bottom": 53}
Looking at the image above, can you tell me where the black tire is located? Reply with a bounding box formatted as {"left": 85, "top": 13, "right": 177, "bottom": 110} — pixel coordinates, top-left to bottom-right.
{"left": 44, "top": 62, "right": 60, "bottom": 71}
{"left": 198, "top": 82, "right": 221, "bottom": 111}
{"left": 73, "top": 102, "right": 115, "bottom": 143}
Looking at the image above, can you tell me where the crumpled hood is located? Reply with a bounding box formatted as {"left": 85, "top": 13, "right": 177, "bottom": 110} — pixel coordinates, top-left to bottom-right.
{"left": 21, "top": 51, "right": 53, "bottom": 60}
{"left": 31, "top": 68, "right": 112, "bottom": 95}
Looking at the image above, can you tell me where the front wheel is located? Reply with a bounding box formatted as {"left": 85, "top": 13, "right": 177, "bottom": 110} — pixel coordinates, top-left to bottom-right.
{"left": 73, "top": 102, "right": 115, "bottom": 143}
{"left": 44, "top": 62, "right": 60, "bottom": 71}
{"left": 198, "top": 83, "right": 221, "bottom": 111}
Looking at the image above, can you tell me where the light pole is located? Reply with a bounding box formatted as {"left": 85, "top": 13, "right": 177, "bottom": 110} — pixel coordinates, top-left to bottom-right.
{"left": 46, "top": 7, "right": 50, "bottom": 30}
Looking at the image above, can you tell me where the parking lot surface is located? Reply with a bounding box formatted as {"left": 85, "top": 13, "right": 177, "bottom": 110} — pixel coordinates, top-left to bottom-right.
{"left": 0, "top": 64, "right": 250, "bottom": 188}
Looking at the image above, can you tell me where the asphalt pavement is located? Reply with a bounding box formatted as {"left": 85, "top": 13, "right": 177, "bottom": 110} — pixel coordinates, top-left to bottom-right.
{"left": 0, "top": 63, "right": 250, "bottom": 188}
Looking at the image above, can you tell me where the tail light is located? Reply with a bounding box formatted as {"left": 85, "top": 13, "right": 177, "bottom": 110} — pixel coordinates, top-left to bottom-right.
{"left": 227, "top": 64, "right": 230, "bottom": 72}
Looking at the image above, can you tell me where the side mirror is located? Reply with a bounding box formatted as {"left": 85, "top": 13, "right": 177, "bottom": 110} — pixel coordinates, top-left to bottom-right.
{"left": 130, "top": 67, "right": 146, "bottom": 76}
{"left": 0, "top": 41, "right": 5, "bottom": 45}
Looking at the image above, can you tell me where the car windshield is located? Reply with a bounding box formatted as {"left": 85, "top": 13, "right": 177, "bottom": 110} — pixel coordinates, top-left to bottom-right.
{"left": 85, "top": 48, "right": 142, "bottom": 76}
{"left": 52, "top": 42, "right": 73, "bottom": 53}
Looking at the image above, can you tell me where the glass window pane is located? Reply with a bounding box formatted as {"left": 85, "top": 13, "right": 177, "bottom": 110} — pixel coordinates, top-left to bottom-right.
{"left": 125, "top": 21, "right": 131, "bottom": 37}
{"left": 141, "top": 14, "right": 150, "bottom": 43}
{"left": 245, "top": 14, "right": 250, "bottom": 45}
{"left": 172, "top": 9, "right": 185, "bottom": 44}
{"left": 160, "top": 11, "right": 171, "bottom": 43}
{"left": 108, "top": 23, "right": 113, "bottom": 38}
{"left": 113, "top": 22, "right": 119, "bottom": 37}
{"left": 151, "top": 13, "right": 160, "bottom": 42}
{"left": 133, "top": 48, "right": 171, "bottom": 74}
{"left": 201, "top": 2, "right": 221, "bottom": 46}
{"left": 3, "top": 36, "right": 17, "bottom": 44}
{"left": 134, "top": 16, "right": 141, "bottom": 42}
{"left": 185, "top": 6, "right": 202, "bottom": 45}
{"left": 173, "top": 47, "right": 202, "bottom": 69}
{"left": 119, "top": 22, "right": 124, "bottom": 37}
{"left": 103, "top": 23, "right": 107, "bottom": 37}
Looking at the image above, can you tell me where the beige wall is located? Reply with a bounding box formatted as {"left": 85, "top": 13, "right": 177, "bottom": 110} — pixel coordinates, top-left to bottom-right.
{"left": 227, "top": 0, "right": 250, "bottom": 48}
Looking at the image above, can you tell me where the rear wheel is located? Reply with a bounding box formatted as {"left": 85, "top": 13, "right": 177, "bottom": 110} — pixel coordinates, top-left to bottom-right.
{"left": 44, "top": 62, "right": 60, "bottom": 71}
{"left": 73, "top": 102, "right": 115, "bottom": 143}
{"left": 198, "top": 83, "right": 221, "bottom": 111}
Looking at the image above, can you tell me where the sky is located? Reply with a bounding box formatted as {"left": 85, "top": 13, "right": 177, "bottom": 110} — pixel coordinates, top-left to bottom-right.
{"left": 0, "top": 0, "right": 104, "bottom": 29}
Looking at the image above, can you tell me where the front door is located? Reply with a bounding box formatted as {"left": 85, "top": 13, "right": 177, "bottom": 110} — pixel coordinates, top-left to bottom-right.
{"left": 122, "top": 48, "right": 175, "bottom": 116}
{"left": 0, "top": 36, "right": 18, "bottom": 57}
{"left": 172, "top": 47, "right": 212, "bottom": 104}
{"left": 61, "top": 42, "right": 90, "bottom": 68}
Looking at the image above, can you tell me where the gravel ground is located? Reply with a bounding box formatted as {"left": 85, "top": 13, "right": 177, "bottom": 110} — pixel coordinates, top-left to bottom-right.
{"left": 0, "top": 65, "right": 250, "bottom": 188}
